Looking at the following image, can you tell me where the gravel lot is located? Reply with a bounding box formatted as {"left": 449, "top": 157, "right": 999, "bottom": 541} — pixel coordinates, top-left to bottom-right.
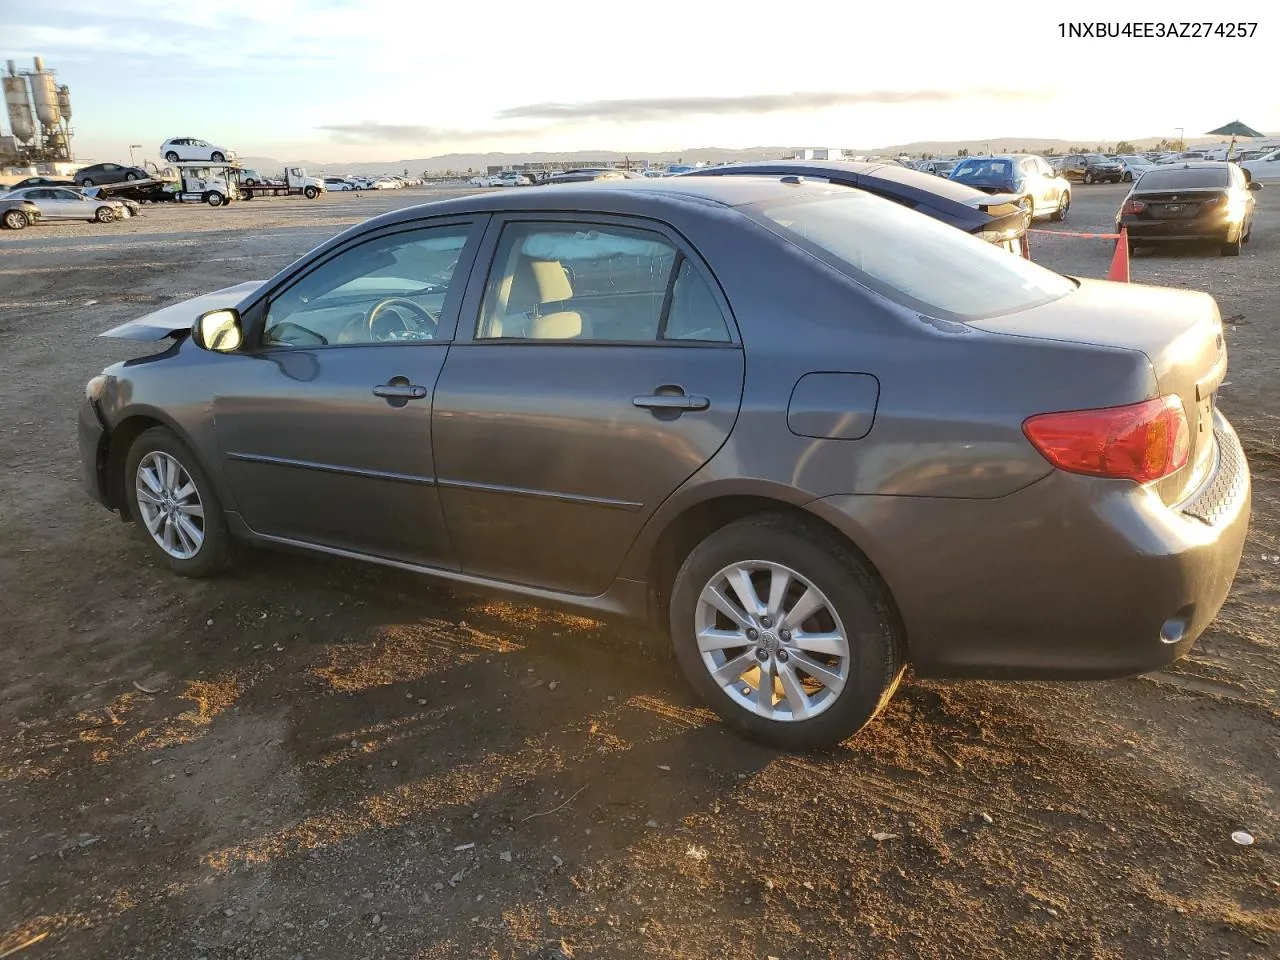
{"left": 1, "top": 184, "right": 1277, "bottom": 960}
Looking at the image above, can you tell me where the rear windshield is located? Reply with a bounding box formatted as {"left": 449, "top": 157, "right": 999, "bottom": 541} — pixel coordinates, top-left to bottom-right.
{"left": 1137, "top": 168, "right": 1229, "bottom": 189}
{"left": 749, "top": 192, "right": 1074, "bottom": 321}
{"left": 951, "top": 158, "right": 1011, "bottom": 178}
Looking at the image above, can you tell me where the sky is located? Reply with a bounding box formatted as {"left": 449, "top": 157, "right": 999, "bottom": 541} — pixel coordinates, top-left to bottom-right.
{"left": 5, "top": 0, "right": 1275, "bottom": 165}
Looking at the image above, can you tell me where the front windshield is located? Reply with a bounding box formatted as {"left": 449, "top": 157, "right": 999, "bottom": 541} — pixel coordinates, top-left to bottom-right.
{"left": 750, "top": 191, "right": 1074, "bottom": 321}
{"left": 951, "top": 158, "right": 1012, "bottom": 179}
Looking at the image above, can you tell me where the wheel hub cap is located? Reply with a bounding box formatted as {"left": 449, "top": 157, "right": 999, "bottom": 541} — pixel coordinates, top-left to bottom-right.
{"left": 135, "top": 451, "right": 205, "bottom": 560}
{"left": 694, "top": 560, "right": 851, "bottom": 722}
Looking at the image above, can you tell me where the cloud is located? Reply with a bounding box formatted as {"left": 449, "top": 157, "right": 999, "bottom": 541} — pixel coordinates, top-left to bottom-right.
{"left": 317, "top": 122, "right": 543, "bottom": 145}
{"left": 499, "top": 89, "right": 1043, "bottom": 123}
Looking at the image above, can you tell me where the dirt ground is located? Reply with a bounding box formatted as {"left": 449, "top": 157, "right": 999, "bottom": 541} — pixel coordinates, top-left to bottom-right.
{"left": 1, "top": 184, "right": 1276, "bottom": 960}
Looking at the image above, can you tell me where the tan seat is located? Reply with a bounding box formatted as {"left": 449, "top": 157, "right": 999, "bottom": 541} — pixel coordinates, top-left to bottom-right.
{"left": 488, "top": 257, "right": 588, "bottom": 339}
{"left": 528, "top": 311, "right": 583, "bottom": 339}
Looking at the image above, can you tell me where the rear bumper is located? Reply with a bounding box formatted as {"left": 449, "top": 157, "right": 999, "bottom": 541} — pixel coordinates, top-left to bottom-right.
{"left": 78, "top": 397, "right": 111, "bottom": 508}
{"left": 811, "top": 412, "right": 1250, "bottom": 679}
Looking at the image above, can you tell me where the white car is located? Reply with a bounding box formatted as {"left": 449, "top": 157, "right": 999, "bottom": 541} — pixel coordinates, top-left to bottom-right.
{"left": 160, "top": 138, "right": 238, "bottom": 163}
{"left": 323, "top": 177, "right": 357, "bottom": 191}
{"left": 490, "top": 171, "right": 533, "bottom": 187}
{"left": 467, "top": 175, "right": 492, "bottom": 187}
{"left": 1240, "top": 149, "right": 1280, "bottom": 181}
{"left": 370, "top": 178, "right": 400, "bottom": 190}
{"left": 3, "top": 186, "right": 124, "bottom": 223}
{"left": 1116, "top": 155, "right": 1156, "bottom": 182}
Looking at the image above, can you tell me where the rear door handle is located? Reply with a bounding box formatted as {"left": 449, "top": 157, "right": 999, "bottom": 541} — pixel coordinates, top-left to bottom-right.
{"left": 373, "top": 383, "right": 428, "bottom": 399}
{"left": 633, "top": 391, "right": 710, "bottom": 412}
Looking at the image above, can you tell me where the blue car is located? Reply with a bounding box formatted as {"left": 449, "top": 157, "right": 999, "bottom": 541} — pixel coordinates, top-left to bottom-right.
{"left": 949, "top": 155, "right": 1072, "bottom": 223}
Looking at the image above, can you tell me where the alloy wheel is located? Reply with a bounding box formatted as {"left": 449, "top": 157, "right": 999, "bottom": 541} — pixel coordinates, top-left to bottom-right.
{"left": 694, "top": 561, "right": 851, "bottom": 722}
{"left": 135, "top": 451, "right": 205, "bottom": 560}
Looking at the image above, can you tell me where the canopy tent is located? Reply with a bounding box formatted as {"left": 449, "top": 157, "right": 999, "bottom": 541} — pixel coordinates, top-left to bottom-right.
{"left": 1205, "top": 121, "right": 1268, "bottom": 160}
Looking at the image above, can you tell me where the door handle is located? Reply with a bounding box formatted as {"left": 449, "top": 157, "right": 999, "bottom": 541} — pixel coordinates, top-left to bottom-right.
{"left": 633, "top": 391, "right": 710, "bottom": 412}
{"left": 372, "top": 383, "right": 428, "bottom": 400}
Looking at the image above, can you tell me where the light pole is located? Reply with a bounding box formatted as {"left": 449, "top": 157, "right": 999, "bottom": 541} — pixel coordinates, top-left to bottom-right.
{"left": 1175, "top": 128, "right": 1184, "bottom": 151}
{"left": 129, "top": 144, "right": 142, "bottom": 165}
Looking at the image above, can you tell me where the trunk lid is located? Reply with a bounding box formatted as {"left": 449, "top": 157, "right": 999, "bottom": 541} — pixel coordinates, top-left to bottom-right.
{"left": 1133, "top": 188, "right": 1225, "bottom": 220}
{"left": 969, "top": 279, "right": 1227, "bottom": 504}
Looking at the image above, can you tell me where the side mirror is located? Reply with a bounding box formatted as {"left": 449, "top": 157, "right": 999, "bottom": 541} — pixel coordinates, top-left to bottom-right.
{"left": 193, "top": 308, "right": 244, "bottom": 352}
{"left": 1249, "top": 181, "right": 1263, "bottom": 191}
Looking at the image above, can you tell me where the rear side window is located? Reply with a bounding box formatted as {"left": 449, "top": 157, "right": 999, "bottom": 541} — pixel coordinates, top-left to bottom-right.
{"left": 750, "top": 192, "right": 1074, "bottom": 321}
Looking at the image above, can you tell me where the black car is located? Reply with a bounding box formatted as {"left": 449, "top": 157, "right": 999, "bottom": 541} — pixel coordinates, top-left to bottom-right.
{"left": 687, "top": 159, "right": 1034, "bottom": 254}
{"left": 7, "top": 176, "right": 74, "bottom": 190}
{"left": 74, "top": 163, "right": 150, "bottom": 187}
{"left": 1118, "top": 162, "right": 1261, "bottom": 257}
{"left": 1060, "top": 153, "right": 1125, "bottom": 184}
{"left": 1, "top": 196, "right": 41, "bottom": 229}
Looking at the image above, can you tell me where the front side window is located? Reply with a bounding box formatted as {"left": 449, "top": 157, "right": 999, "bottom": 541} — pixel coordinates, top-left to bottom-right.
{"left": 476, "top": 222, "right": 730, "bottom": 342}
{"left": 263, "top": 225, "right": 470, "bottom": 348}
{"left": 751, "top": 191, "right": 1075, "bottom": 321}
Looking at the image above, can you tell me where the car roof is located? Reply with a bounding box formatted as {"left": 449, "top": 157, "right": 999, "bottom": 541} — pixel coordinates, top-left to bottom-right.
{"left": 350, "top": 176, "right": 854, "bottom": 234}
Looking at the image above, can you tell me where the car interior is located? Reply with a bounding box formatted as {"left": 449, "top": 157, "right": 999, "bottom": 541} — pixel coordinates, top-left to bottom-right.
{"left": 478, "top": 225, "right": 730, "bottom": 342}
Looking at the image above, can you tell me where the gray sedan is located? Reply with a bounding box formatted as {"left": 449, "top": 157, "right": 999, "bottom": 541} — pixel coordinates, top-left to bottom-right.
{"left": 77, "top": 177, "right": 1250, "bottom": 749}
{"left": 5, "top": 186, "right": 122, "bottom": 223}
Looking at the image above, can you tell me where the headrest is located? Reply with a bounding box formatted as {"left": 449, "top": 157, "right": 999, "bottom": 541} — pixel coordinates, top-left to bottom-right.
{"left": 528, "top": 311, "right": 582, "bottom": 339}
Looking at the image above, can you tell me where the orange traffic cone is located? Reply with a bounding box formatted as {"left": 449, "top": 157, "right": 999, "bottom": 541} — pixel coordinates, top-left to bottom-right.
{"left": 1107, "top": 228, "right": 1130, "bottom": 282}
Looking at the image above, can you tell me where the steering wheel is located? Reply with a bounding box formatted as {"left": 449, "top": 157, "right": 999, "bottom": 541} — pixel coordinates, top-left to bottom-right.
{"left": 365, "top": 297, "right": 438, "bottom": 341}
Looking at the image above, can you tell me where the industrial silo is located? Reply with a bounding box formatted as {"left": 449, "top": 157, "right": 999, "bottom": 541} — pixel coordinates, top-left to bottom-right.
{"left": 3, "top": 60, "right": 35, "bottom": 143}
{"left": 57, "top": 84, "right": 72, "bottom": 122}
{"left": 29, "top": 56, "right": 62, "bottom": 131}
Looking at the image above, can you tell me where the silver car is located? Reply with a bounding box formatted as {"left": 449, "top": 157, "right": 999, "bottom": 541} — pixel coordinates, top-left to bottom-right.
{"left": 4, "top": 186, "right": 123, "bottom": 223}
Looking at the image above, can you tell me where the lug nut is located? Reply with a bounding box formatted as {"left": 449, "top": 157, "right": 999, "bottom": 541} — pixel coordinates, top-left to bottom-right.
{"left": 746, "top": 628, "right": 759, "bottom": 641}
{"left": 776, "top": 650, "right": 790, "bottom": 663}
{"left": 779, "top": 629, "right": 791, "bottom": 642}
{"left": 755, "top": 647, "right": 768, "bottom": 661}
{"left": 760, "top": 616, "right": 773, "bottom": 628}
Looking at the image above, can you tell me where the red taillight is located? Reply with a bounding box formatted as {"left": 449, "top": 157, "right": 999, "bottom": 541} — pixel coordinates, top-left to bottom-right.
{"left": 1023, "top": 396, "right": 1190, "bottom": 484}
{"left": 1121, "top": 198, "right": 1146, "bottom": 215}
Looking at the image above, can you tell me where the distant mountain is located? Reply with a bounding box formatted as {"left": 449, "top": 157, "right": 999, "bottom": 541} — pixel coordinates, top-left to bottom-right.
{"left": 241, "top": 133, "right": 1278, "bottom": 175}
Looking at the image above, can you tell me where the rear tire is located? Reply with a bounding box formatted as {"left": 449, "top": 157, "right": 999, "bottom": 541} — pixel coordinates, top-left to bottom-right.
{"left": 2, "top": 210, "right": 28, "bottom": 230}
{"left": 125, "top": 427, "right": 232, "bottom": 577}
{"left": 669, "top": 513, "right": 905, "bottom": 750}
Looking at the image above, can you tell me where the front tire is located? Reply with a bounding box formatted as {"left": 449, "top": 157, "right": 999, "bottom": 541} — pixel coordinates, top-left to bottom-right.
{"left": 1122, "top": 171, "right": 1133, "bottom": 182}
{"left": 211, "top": 152, "right": 225, "bottom": 163}
{"left": 303, "top": 186, "right": 319, "bottom": 199}
{"left": 3, "top": 210, "right": 28, "bottom": 229}
{"left": 1050, "top": 191, "right": 1069, "bottom": 222}
{"left": 125, "top": 172, "right": 138, "bottom": 181}
{"left": 205, "top": 192, "right": 224, "bottom": 207}
{"left": 125, "top": 427, "right": 231, "bottom": 577}
{"left": 669, "top": 514, "right": 905, "bottom": 750}
{"left": 1221, "top": 233, "right": 1242, "bottom": 256}
{"left": 94, "top": 206, "right": 114, "bottom": 222}
{"left": 165, "top": 151, "right": 180, "bottom": 163}
{"left": 1083, "top": 171, "right": 1095, "bottom": 185}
